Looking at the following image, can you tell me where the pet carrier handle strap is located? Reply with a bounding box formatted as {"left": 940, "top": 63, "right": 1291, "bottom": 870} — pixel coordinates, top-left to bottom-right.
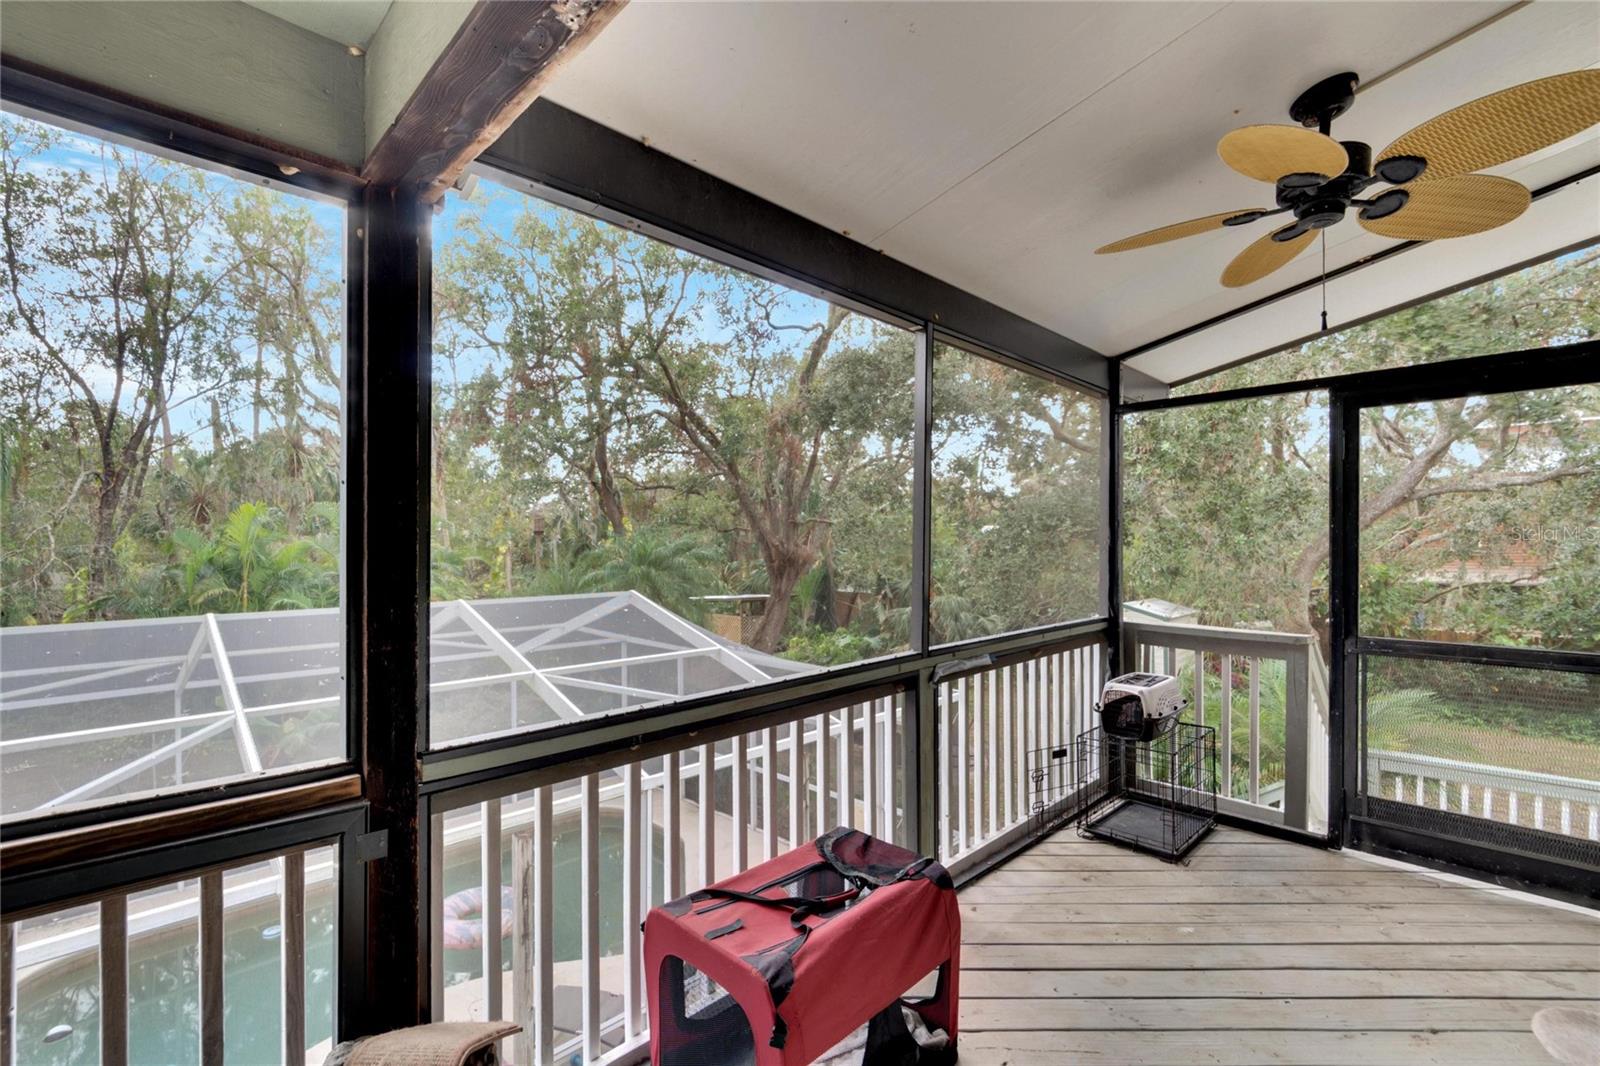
{"left": 694, "top": 885, "right": 860, "bottom": 922}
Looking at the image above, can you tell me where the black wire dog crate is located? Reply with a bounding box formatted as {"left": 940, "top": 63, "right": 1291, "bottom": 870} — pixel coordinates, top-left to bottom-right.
{"left": 1063, "top": 721, "right": 1217, "bottom": 862}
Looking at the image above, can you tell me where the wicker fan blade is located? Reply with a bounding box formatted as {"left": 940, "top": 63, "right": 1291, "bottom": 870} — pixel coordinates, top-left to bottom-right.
{"left": 1218, "top": 125, "right": 1349, "bottom": 183}
{"left": 1359, "top": 174, "right": 1531, "bottom": 240}
{"left": 1221, "top": 225, "right": 1316, "bottom": 288}
{"left": 1095, "top": 209, "right": 1266, "bottom": 254}
{"left": 1378, "top": 69, "right": 1600, "bottom": 182}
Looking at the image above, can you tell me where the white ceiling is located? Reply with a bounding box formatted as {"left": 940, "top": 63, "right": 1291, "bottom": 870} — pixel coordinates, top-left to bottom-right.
{"left": 243, "top": 0, "right": 393, "bottom": 48}
{"left": 544, "top": 1, "right": 1600, "bottom": 383}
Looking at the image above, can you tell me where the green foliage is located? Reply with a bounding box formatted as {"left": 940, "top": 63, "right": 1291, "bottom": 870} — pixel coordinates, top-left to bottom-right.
{"left": 780, "top": 625, "right": 887, "bottom": 666}
{"left": 579, "top": 529, "right": 722, "bottom": 622}
{"left": 167, "top": 502, "right": 335, "bottom": 613}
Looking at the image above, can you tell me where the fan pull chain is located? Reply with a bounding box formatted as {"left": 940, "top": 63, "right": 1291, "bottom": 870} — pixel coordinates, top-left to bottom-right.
{"left": 1319, "top": 232, "right": 1328, "bottom": 332}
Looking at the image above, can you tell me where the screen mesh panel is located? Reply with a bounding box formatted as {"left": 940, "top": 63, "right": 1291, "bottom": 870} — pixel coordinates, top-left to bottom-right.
{"left": 1358, "top": 652, "right": 1600, "bottom": 869}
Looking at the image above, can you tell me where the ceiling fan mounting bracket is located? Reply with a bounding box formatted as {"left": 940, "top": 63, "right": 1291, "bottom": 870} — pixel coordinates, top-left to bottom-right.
{"left": 1289, "top": 71, "right": 1360, "bottom": 134}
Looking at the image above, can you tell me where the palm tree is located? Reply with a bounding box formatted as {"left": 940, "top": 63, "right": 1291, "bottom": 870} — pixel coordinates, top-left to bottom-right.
{"left": 170, "top": 502, "right": 335, "bottom": 612}
{"left": 581, "top": 529, "right": 722, "bottom": 622}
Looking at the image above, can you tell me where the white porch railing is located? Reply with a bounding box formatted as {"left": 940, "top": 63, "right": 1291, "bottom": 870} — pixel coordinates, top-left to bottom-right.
{"left": 430, "top": 632, "right": 1108, "bottom": 1065}
{"left": 1124, "top": 620, "right": 1328, "bottom": 834}
{"left": 935, "top": 641, "right": 1104, "bottom": 872}
{"left": 1369, "top": 749, "right": 1600, "bottom": 841}
{"left": 0, "top": 844, "right": 337, "bottom": 1066}
{"left": 431, "top": 689, "right": 911, "bottom": 1066}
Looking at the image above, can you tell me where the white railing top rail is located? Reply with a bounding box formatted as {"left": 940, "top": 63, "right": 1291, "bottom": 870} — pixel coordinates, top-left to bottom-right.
{"left": 1370, "top": 749, "right": 1600, "bottom": 803}
{"left": 1124, "top": 619, "right": 1319, "bottom": 652}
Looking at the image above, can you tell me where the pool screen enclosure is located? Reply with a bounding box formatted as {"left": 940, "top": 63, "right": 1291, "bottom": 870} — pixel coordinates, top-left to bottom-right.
{"left": 0, "top": 592, "right": 813, "bottom": 819}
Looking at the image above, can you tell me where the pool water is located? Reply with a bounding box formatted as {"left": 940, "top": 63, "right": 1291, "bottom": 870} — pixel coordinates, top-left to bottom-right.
{"left": 440, "top": 821, "right": 665, "bottom": 985}
{"left": 12, "top": 824, "right": 658, "bottom": 1064}
{"left": 13, "top": 887, "right": 335, "bottom": 1066}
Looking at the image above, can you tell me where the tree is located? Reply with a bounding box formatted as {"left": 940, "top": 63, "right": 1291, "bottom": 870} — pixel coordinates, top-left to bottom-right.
{"left": 581, "top": 528, "right": 722, "bottom": 622}
{"left": 168, "top": 501, "right": 335, "bottom": 613}
{"left": 434, "top": 190, "right": 918, "bottom": 652}
{"left": 2, "top": 118, "right": 246, "bottom": 611}
{"left": 1126, "top": 252, "right": 1600, "bottom": 651}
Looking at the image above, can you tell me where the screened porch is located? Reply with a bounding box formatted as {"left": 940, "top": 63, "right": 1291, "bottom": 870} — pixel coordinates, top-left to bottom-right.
{"left": 2, "top": 3, "right": 1598, "bottom": 1066}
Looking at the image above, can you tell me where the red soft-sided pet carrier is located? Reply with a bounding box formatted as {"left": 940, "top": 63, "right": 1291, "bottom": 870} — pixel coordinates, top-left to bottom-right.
{"left": 644, "top": 827, "right": 960, "bottom": 1065}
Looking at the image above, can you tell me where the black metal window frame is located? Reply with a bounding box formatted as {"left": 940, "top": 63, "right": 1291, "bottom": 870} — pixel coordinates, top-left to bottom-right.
{"left": 1118, "top": 336, "right": 1600, "bottom": 894}
{"left": 0, "top": 66, "right": 1121, "bottom": 1040}
{"left": 415, "top": 160, "right": 1116, "bottom": 787}
{"left": 1331, "top": 347, "right": 1600, "bottom": 899}
{"left": 0, "top": 68, "right": 368, "bottom": 842}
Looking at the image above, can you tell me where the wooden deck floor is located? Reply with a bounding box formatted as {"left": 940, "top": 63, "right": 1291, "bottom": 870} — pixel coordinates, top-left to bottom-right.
{"left": 955, "top": 825, "right": 1600, "bottom": 1065}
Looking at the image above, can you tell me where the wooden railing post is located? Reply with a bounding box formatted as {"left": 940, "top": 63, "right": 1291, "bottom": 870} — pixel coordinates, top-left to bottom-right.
{"left": 1283, "top": 644, "right": 1311, "bottom": 831}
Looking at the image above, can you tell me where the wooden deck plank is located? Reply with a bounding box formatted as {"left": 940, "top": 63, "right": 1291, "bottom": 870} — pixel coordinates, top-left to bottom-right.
{"left": 1006, "top": 852, "right": 1447, "bottom": 871}
{"left": 953, "top": 826, "right": 1599, "bottom": 1065}
{"left": 959, "top": 997, "right": 1599, "bottom": 1031}
{"left": 959, "top": 884, "right": 1537, "bottom": 905}
{"left": 960, "top": 920, "right": 1600, "bottom": 945}
{"left": 964, "top": 942, "right": 1600, "bottom": 971}
{"left": 978, "top": 869, "right": 1476, "bottom": 887}
{"left": 954, "top": 1029, "right": 1560, "bottom": 1065}
{"left": 962, "top": 901, "right": 1596, "bottom": 924}
{"left": 956, "top": 968, "right": 1599, "bottom": 999}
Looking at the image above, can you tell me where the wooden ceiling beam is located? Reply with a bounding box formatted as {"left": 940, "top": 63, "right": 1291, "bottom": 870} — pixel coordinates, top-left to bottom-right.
{"left": 363, "top": 0, "right": 626, "bottom": 200}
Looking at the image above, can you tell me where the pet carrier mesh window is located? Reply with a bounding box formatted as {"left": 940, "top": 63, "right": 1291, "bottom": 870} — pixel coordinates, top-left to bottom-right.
{"left": 658, "top": 956, "right": 758, "bottom": 1066}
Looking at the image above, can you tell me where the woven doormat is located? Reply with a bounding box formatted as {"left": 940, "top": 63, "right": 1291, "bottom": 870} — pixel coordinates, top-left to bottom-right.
{"left": 339, "top": 1021, "right": 521, "bottom": 1066}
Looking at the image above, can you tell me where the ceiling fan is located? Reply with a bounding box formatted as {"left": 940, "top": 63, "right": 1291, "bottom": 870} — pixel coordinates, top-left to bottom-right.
{"left": 1095, "top": 69, "right": 1600, "bottom": 288}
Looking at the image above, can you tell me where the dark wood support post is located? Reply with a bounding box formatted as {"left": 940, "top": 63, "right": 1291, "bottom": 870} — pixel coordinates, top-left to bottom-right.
{"left": 1326, "top": 393, "right": 1359, "bottom": 851}
{"left": 351, "top": 185, "right": 431, "bottom": 1037}
{"left": 910, "top": 325, "right": 939, "bottom": 859}
{"left": 1106, "top": 360, "right": 1123, "bottom": 680}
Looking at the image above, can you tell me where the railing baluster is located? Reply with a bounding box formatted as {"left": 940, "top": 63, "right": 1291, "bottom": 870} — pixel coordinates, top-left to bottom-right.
{"left": 838, "top": 702, "right": 854, "bottom": 830}
{"left": 482, "top": 800, "right": 503, "bottom": 1021}
{"left": 512, "top": 823, "right": 531, "bottom": 1064}
{"left": 788, "top": 719, "right": 803, "bottom": 851}
{"left": 282, "top": 852, "right": 305, "bottom": 1064}
{"left": 534, "top": 785, "right": 555, "bottom": 1063}
{"left": 0, "top": 921, "right": 12, "bottom": 1066}
{"left": 970, "top": 673, "right": 983, "bottom": 840}
{"left": 699, "top": 743, "right": 717, "bottom": 887}
{"left": 1248, "top": 658, "right": 1261, "bottom": 805}
{"left": 763, "top": 726, "right": 780, "bottom": 860}
{"left": 1533, "top": 795, "right": 1545, "bottom": 830}
{"left": 956, "top": 678, "right": 968, "bottom": 853}
{"left": 1026, "top": 658, "right": 1038, "bottom": 815}
{"left": 938, "top": 682, "right": 951, "bottom": 857}
{"left": 1194, "top": 650, "right": 1205, "bottom": 728}
{"left": 731, "top": 731, "right": 749, "bottom": 871}
{"left": 882, "top": 696, "right": 897, "bottom": 843}
{"left": 979, "top": 665, "right": 992, "bottom": 832}
{"left": 101, "top": 894, "right": 129, "bottom": 1066}
{"left": 429, "top": 813, "right": 446, "bottom": 1018}
{"left": 1509, "top": 791, "right": 1519, "bottom": 825}
{"left": 580, "top": 775, "right": 601, "bottom": 1063}
{"left": 1560, "top": 799, "right": 1572, "bottom": 836}
{"left": 1001, "top": 662, "right": 1014, "bottom": 829}
{"left": 863, "top": 698, "right": 877, "bottom": 838}
{"left": 200, "top": 870, "right": 224, "bottom": 1066}
{"left": 1220, "top": 654, "right": 1233, "bottom": 798}
{"left": 1460, "top": 782, "right": 1469, "bottom": 815}
{"left": 815, "top": 711, "right": 831, "bottom": 837}
{"left": 1414, "top": 774, "right": 1424, "bottom": 806}
{"left": 1483, "top": 787, "right": 1493, "bottom": 819}
{"left": 1046, "top": 654, "right": 1057, "bottom": 768}
{"left": 623, "top": 761, "right": 643, "bottom": 1040}
{"left": 1588, "top": 804, "right": 1598, "bottom": 841}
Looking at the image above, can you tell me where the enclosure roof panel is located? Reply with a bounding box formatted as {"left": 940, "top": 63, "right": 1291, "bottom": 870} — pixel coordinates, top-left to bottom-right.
{"left": 0, "top": 593, "right": 814, "bottom": 818}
